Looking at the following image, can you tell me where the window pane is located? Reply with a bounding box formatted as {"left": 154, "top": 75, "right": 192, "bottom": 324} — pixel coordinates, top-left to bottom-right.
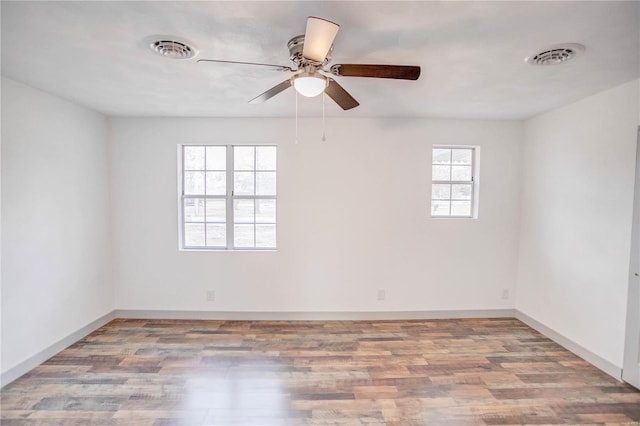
{"left": 234, "top": 146, "right": 255, "bottom": 170}
{"left": 184, "top": 171, "right": 205, "bottom": 195}
{"left": 234, "top": 199, "right": 254, "bottom": 223}
{"left": 451, "top": 201, "right": 472, "bottom": 217}
{"left": 256, "top": 172, "right": 276, "bottom": 196}
{"left": 432, "top": 165, "right": 451, "bottom": 181}
{"left": 206, "top": 171, "right": 226, "bottom": 195}
{"left": 256, "top": 146, "right": 276, "bottom": 170}
{"left": 452, "top": 149, "right": 472, "bottom": 165}
{"left": 206, "top": 146, "right": 226, "bottom": 170}
{"left": 184, "top": 223, "right": 205, "bottom": 246}
{"left": 234, "top": 172, "right": 255, "bottom": 195}
{"left": 234, "top": 224, "right": 255, "bottom": 248}
{"left": 181, "top": 145, "right": 278, "bottom": 250}
{"left": 432, "top": 184, "right": 451, "bottom": 200}
{"left": 206, "top": 224, "right": 226, "bottom": 247}
{"left": 451, "top": 165, "right": 472, "bottom": 181}
{"left": 431, "top": 146, "right": 475, "bottom": 219}
{"left": 184, "top": 146, "right": 205, "bottom": 170}
{"left": 184, "top": 198, "right": 205, "bottom": 222}
{"left": 433, "top": 149, "right": 451, "bottom": 164}
{"left": 431, "top": 200, "right": 450, "bottom": 217}
{"left": 451, "top": 184, "right": 472, "bottom": 200}
{"left": 256, "top": 200, "right": 276, "bottom": 223}
{"left": 206, "top": 199, "right": 226, "bottom": 222}
{"left": 256, "top": 224, "right": 276, "bottom": 248}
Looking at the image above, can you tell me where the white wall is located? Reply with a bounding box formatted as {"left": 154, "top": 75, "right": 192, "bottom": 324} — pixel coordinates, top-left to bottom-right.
{"left": 110, "top": 117, "right": 522, "bottom": 312}
{"left": 1, "top": 78, "right": 113, "bottom": 374}
{"left": 516, "top": 79, "right": 640, "bottom": 368}
{"left": 4, "top": 73, "right": 637, "bottom": 380}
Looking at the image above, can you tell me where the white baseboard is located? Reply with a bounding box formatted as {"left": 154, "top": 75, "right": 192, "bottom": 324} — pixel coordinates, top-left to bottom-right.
{"left": 515, "top": 310, "right": 623, "bottom": 381}
{"left": 1, "top": 308, "right": 622, "bottom": 388}
{"left": 0, "top": 310, "right": 117, "bottom": 387}
{"left": 114, "top": 308, "right": 517, "bottom": 321}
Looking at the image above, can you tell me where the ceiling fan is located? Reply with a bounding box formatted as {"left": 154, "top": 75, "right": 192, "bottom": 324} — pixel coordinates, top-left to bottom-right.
{"left": 198, "top": 17, "right": 421, "bottom": 110}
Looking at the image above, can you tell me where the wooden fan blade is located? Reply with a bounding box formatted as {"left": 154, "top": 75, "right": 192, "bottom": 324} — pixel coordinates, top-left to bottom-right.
{"left": 330, "top": 64, "right": 420, "bottom": 80}
{"left": 302, "top": 17, "right": 340, "bottom": 63}
{"left": 248, "top": 80, "right": 292, "bottom": 104}
{"left": 198, "top": 59, "right": 291, "bottom": 72}
{"left": 324, "top": 79, "right": 359, "bottom": 110}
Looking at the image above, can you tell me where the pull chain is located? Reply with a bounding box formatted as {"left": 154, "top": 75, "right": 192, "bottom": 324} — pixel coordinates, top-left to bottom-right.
{"left": 322, "top": 91, "right": 326, "bottom": 142}
{"left": 295, "top": 90, "right": 299, "bottom": 144}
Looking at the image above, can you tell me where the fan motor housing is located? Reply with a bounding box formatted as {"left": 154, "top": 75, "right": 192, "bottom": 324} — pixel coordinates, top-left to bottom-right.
{"left": 287, "top": 35, "right": 305, "bottom": 65}
{"left": 287, "top": 34, "right": 331, "bottom": 67}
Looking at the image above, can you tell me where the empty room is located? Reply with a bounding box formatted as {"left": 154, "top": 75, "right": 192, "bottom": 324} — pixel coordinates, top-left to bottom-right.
{"left": 1, "top": 1, "right": 640, "bottom": 424}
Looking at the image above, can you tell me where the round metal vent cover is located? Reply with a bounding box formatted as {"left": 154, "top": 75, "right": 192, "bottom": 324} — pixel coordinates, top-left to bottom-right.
{"left": 150, "top": 39, "right": 196, "bottom": 59}
{"left": 525, "top": 43, "right": 585, "bottom": 66}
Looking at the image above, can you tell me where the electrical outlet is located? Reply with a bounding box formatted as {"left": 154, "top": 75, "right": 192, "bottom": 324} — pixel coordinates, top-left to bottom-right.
{"left": 501, "top": 289, "right": 510, "bottom": 300}
{"left": 377, "top": 289, "right": 386, "bottom": 301}
{"left": 206, "top": 290, "right": 216, "bottom": 302}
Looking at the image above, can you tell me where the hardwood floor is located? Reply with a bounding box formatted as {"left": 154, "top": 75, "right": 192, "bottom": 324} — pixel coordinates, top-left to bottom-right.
{"left": 2, "top": 318, "right": 639, "bottom": 425}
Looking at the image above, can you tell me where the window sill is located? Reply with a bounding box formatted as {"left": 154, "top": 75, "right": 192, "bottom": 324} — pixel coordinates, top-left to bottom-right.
{"left": 431, "top": 216, "right": 477, "bottom": 219}
{"left": 179, "top": 248, "right": 278, "bottom": 252}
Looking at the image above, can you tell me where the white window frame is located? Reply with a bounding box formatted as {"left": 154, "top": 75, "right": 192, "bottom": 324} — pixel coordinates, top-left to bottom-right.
{"left": 431, "top": 145, "right": 480, "bottom": 219}
{"left": 177, "top": 144, "right": 277, "bottom": 251}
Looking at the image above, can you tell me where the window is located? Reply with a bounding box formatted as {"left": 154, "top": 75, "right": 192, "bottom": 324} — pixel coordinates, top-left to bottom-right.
{"left": 431, "top": 146, "right": 477, "bottom": 218}
{"left": 180, "top": 145, "right": 277, "bottom": 250}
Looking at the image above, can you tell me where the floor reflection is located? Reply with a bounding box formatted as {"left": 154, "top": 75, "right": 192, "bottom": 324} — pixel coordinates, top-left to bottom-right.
{"left": 182, "top": 360, "right": 291, "bottom": 423}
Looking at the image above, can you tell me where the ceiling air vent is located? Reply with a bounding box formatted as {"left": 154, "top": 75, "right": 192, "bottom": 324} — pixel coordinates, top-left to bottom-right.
{"left": 150, "top": 39, "right": 196, "bottom": 59}
{"left": 525, "top": 43, "right": 585, "bottom": 66}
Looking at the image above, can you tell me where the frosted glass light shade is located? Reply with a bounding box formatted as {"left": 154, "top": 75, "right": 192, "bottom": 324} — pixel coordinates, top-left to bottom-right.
{"left": 293, "top": 75, "right": 327, "bottom": 97}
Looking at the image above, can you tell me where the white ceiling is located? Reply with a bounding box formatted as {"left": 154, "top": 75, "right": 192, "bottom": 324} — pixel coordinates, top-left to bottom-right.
{"left": 1, "top": 1, "right": 638, "bottom": 119}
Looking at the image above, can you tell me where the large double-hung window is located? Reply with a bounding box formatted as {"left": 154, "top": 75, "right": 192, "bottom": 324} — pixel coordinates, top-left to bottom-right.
{"left": 179, "top": 145, "right": 277, "bottom": 250}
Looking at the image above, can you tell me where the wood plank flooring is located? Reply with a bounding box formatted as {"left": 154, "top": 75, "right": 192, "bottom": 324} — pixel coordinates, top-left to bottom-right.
{"left": 2, "top": 318, "right": 639, "bottom": 425}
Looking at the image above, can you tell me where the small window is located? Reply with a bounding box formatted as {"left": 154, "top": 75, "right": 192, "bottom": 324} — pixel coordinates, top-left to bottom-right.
{"left": 431, "top": 146, "right": 477, "bottom": 218}
{"left": 179, "top": 145, "right": 277, "bottom": 250}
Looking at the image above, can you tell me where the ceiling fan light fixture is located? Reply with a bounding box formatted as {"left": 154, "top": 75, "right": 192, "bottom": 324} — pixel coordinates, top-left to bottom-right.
{"left": 292, "top": 72, "right": 327, "bottom": 97}
{"left": 198, "top": 16, "right": 421, "bottom": 110}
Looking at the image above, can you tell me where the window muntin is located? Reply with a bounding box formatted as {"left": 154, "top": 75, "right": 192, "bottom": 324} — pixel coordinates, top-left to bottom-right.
{"left": 431, "top": 147, "right": 475, "bottom": 218}
{"left": 180, "top": 145, "right": 277, "bottom": 250}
